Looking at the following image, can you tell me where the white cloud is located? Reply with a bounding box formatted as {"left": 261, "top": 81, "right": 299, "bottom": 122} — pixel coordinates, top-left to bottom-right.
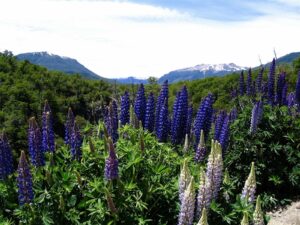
{"left": 0, "top": 0, "right": 299, "bottom": 78}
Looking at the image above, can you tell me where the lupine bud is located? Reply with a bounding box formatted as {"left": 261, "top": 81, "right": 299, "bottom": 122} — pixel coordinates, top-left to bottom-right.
{"left": 246, "top": 68, "right": 252, "bottom": 96}
{"left": 178, "top": 177, "right": 195, "bottom": 225}
{"left": 179, "top": 158, "right": 191, "bottom": 203}
{"left": 157, "top": 98, "right": 169, "bottom": 142}
{"left": 267, "top": 58, "right": 276, "bottom": 104}
{"left": 120, "top": 91, "right": 130, "bottom": 125}
{"left": 155, "top": 80, "right": 168, "bottom": 135}
{"left": 65, "top": 108, "right": 75, "bottom": 145}
{"left": 197, "top": 208, "right": 208, "bottom": 225}
{"left": 223, "top": 169, "right": 231, "bottom": 202}
{"left": 104, "top": 137, "right": 119, "bottom": 180}
{"left": 0, "top": 133, "right": 14, "bottom": 179}
{"left": 256, "top": 67, "right": 264, "bottom": 93}
{"left": 219, "top": 115, "right": 230, "bottom": 154}
{"left": 70, "top": 123, "right": 82, "bottom": 161}
{"left": 253, "top": 195, "right": 265, "bottom": 225}
{"left": 239, "top": 71, "right": 245, "bottom": 96}
{"left": 17, "top": 151, "right": 34, "bottom": 205}
{"left": 144, "top": 92, "right": 155, "bottom": 132}
{"left": 183, "top": 134, "right": 189, "bottom": 153}
{"left": 134, "top": 84, "right": 146, "bottom": 127}
{"left": 241, "top": 213, "right": 249, "bottom": 225}
{"left": 42, "top": 100, "right": 55, "bottom": 152}
{"left": 241, "top": 162, "right": 256, "bottom": 203}
{"left": 296, "top": 71, "right": 300, "bottom": 104}
{"left": 28, "top": 117, "right": 45, "bottom": 167}
{"left": 195, "top": 130, "right": 206, "bottom": 162}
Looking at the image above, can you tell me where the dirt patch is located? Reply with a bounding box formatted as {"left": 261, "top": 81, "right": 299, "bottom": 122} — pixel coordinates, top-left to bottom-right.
{"left": 267, "top": 201, "right": 300, "bottom": 225}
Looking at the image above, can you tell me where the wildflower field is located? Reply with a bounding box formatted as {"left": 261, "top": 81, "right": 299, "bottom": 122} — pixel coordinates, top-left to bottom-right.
{"left": 1, "top": 57, "right": 300, "bottom": 225}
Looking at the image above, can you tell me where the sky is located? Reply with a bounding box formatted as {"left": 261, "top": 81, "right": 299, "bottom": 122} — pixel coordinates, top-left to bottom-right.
{"left": 0, "top": 0, "right": 300, "bottom": 78}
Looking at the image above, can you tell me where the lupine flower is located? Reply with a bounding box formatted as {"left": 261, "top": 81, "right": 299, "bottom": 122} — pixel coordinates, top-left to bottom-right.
{"left": 267, "top": 58, "right": 276, "bottom": 104}
{"left": 179, "top": 158, "right": 191, "bottom": 203}
{"left": 104, "top": 137, "right": 119, "bottom": 180}
{"left": 70, "top": 123, "right": 82, "bottom": 161}
{"left": 195, "top": 130, "right": 207, "bottom": 162}
{"left": 229, "top": 107, "right": 238, "bottom": 122}
{"left": 17, "top": 151, "right": 34, "bottom": 205}
{"left": 252, "top": 80, "right": 256, "bottom": 96}
{"left": 281, "top": 83, "right": 288, "bottom": 106}
{"left": 214, "top": 111, "right": 226, "bottom": 141}
{"left": 194, "top": 93, "right": 214, "bottom": 147}
{"left": 288, "top": 92, "right": 295, "bottom": 108}
{"left": 134, "top": 84, "right": 146, "bottom": 126}
{"left": 171, "top": 86, "right": 188, "bottom": 144}
{"left": 241, "top": 213, "right": 249, "bottom": 225}
{"left": 256, "top": 67, "right": 264, "bottom": 93}
{"left": 178, "top": 177, "right": 195, "bottom": 225}
{"left": 186, "top": 104, "right": 193, "bottom": 136}
{"left": 250, "top": 101, "right": 263, "bottom": 134}
{"left": 157, "top": 98, "right": 169, "bottom": 142}
{"left": 246, "top": 68, "right": 252, "bottom": 96}
{"left": 28, "top": 117, "right": 45, "bottom": 167}
{"left": 239, "top": 71, "right": 245, "bottom": 96}
{"left": 0, "top": 133, "right": 14, "bottom": 179}
{"left": 65, "top": 108, "right": 75, "bottom": 145}
{"left": 219, "top": 115, "right": 230, "bottom": 154}
{"left": 196, "top": 208, "right": 208, "bottom": 225}
{"left": 196, "top": 169, "right": 209, "bottom": 220}
{"left": 155, "top": 80, "right": 168, "bottom": 136}
{"left": 144, "top": 92, "right": 155, "bottom": 132}
{"left": 296, "top": 71, "right": 300, "bottom": 104}
{"left": 253, "top": 195, "right": 265, "bottom": 225}
{"left": 130, "top": 105, "right": 139, "bottom": 129}
{"left": 104, "top": 102, "right": 119, "bottom": 143}
{"left": 42, "top": 100, "right": 55, "bottom": 152}
{"left": 222, "top": 169, "right": 231, "bottom": 202}
{"left": 276, "top": 73, "right": 286, "bottom": 105}
{"left": 120, "top": 91, "right": 130, "bottom": 125}
{"left": 241, "top": 162, "right": 256, "bottom": 203}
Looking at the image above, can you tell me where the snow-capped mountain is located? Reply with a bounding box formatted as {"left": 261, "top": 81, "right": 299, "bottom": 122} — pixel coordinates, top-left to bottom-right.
{"left": 158, "top": 63, "right": 247, "bottom": 84}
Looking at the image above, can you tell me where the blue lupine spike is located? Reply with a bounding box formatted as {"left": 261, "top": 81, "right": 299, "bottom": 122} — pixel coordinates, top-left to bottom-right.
{"left": 295, "top": 71, "right": 300, "bottom": 104}
{"left": 104, "top": 102, "right": 119, "bottom": 143}
{"left": 171, "top": 91, "right": 181, "bottom": 138}
{"left": 17, "top": 151, "right": 34, "bottom": 205}
{"left": 214, "top": 110, "right": 226, "bottom": 141}
{"left": 239, "top": 71, "right": 245, "bottom": 96}
{"left": 104, "top": 137, "right": 119, "bottom": 180}
{"left": 120, "top": 91, "right": 130, "bottom": 126}
{"left": 256, "top": 67, "right": 264, "bottom": 93}
{"left": 246, "top": 68, "right": 252, "bottom": 96}
{"left": 250, "top": 101, "right": 263, "bottom": 134}
{"left": 186, "top": 104, "right": 193, "bottom": 136}
{"left": 42, "top": 100, "right": 55, "bottom": 152}
{"left": 65, "top": 108, "right": 75, "bottom": 145}
{"left": 70, "top": 122, "right": 82, "bottom": 161}
{"left": 157, "top": 97, "right": 169, "bottom": 142}
{"left": 229, "top": 107, "right": 238, "bottom": 122}
{"left": 28, "top": 117, "right": 45, "bottom": 167}
{"left": 134, "top": 84, "right": 147, "bottom": 126}
{"left": 219, "top": 115, "right": 230, "bottom": 154}
{"left": 282, "top": 83, "right": 288, "bottom": 106}
{"left": 267, "top": 58, "right": 276, "bottom": 104}
{"left": 0, "top": 133, "right": 14, "bottom": 179}
{"left": 155, "top": 80, "right": 168, "bottom": 136}
{"left": 144, "top": 92, "right": 156, "bottom": 132}
{"left": 276, "top": 73, "right": 286, "bottom": 105}
{"left": 288, "top": 92, "right": 295, "bottom": 109}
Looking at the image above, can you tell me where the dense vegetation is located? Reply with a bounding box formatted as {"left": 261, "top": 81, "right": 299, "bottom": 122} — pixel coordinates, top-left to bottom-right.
{"left": 1, "top": 51, "right": 300, "bottom": 224}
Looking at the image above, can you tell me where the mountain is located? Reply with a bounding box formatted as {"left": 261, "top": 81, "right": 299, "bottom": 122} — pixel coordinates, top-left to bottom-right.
{"left": 264, "top": 52, "right": 300, "bottom": 67}
{"left": 115, "top": 76, "right": 148, "bottom": 84}
{"left": 16, "top": 52, "right": 102, "bottom": 80}
{"left": 158, "top": 63, "right": 247, "bottom": 84}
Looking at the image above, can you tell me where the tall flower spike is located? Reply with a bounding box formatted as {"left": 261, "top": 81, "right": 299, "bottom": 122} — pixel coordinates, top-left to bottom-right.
{"left": 246, "top": 68, "right": 252, "bottom": 96}
{"left": 295, "top": 71, "right": 300, "bottom": 104}
{"left": 179, "top": 158, "right": 191, "bottom": 203}
{"left": 42, "top": 100, "right": 55, "bottom": 152}
{"left": 229, "top": 107, "right": 238, "bottom": 122}
{"left": 65, "top": 107, "right": 75, "bottom": 145}
{"left": 239, "top": 71, "right": 245, "bottom": 96}
{"left": 219, "top": 115, "right": 230, "bottom": 155}
{"left": 241, "top": 162, "right": 256, "bottom": 203}
{"left": 276, "top": 73, "right": 286, "bottom": 105}
{"left": 196, "top": 169, "right": 209, "bottom": 220}
{"left": 195, "top": 130, "right": 207, "bottom": 162}
{"left": 155, "top": 80, "right": 168, "bottom": 135}
{"left": 156, "top": 97, "right": 169, "bottom": 142}
{"left": 253, "top": 195, "right": 265, "bottom": 225}
{"left": 223, "top": 169, "right": 231, "bottom": 202}
{"left": 28, "top": 117, "right": 45, "bottom": 167}
{"left": 186, "top": 104, "right": 193, "bottom": 136}
{"left": 17, "top": 151, "right": 34, "bottom": 205}
{"left": 104, "top": 102, "right": 119, "bottom": 143}
{"left": 70, "top": 123, "right": 82, "bottom": 161}
{"left": 250, "top": 101, "right": 263, "bottom": 134}
{"left": 104, "top": 137, "right": 119, "bottom": 180}
{"left": 214, "top": 110, "right": 226, "bottom": 141}
{"left": 0, "top": 133, "right": 14, "bottom": 179}
{"left": 134, "top": 84, "right": 146, "bottom": 127}
{"left": 241, "top": 213, "right": 249, "bottom": 225}
{"left": 183, "top": 134, "right": 189, "bottom": 153}
{"left": 197, "top": 208, "right": 208, "bottom": 225}
{"left": 178, "top": 177, "right": 195, "bottom": 225}
{"left": 256, "top": 67, "right": 264, "bottom": 93}
{"left": 267, "top": 58, "right": 276, "bottom": 104}
{"left": 120, "top": 91, "right": 130, "bottom": 126}
{"left": 144, "top": 92, "right": 155, "bottom": 132}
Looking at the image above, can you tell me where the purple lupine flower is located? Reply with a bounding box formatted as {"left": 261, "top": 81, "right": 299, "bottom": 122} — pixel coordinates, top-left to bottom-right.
{"left": 157, "top": 98, "right": 169, "bottom": 142}
{"left": 171, "top": 86, "right": 188, "bottom": 145}
{"left": 17, "top": 151, "right": 34, "bottom": 205}
{"left": 195, "top": 130, "right": 207, "bottom": 162}
{"left": 256, "top": 67, "right": 264, "bottom": 93}
{"left": 155, "top": 80, "right": 168, "bottom": 136}
{"left": 171, "top": 91, "right": 180, "bottom": 138}
{"left": 241, "top": 162, "right": 256, "bottom": 203}
{"left": 144, "top": 92, "right": 155, "bottom": 132}
{"left": 229, "top": 107, "right": 238, "bottom": 122}
{"left": 288, "top": 92, "right": 295, "bottom": 108}
{"left": 178, "top": 177, "right": 195, "bottom": 225}
{"left": 42, "top": 100, "right": 55, "bottom": 152}
{"left": 194, "top": 93, "right": 214, "bottom": 147}
{"left": 104, "top": 137, "right": 119, "bottom": 180}
{"left": 250, "top": 101, "right": 263, "bottom": 134}
{"left": 186, "top": 104, "right": 193, "bottom": 136}
{"left": 252, "top": 80, "right": 256, "bottom": 96}
{"left": 219, "top": 115, "right": 230, "bottom": 154}
{"left": 276, "top": 73, "right": 286, "bottom": 105}
{"left": 246, "top": 68, "right": 252, "bottom": 96}
{"left": 120, "top": 91, "right": 130, "bottom": 126}
{"left": 196, "top": 169, "right": 209, "bottom": 221}
{"left": 179, "top": 158, "right": 191, "bottom": 203}
{"left": 214, "top": 110, "right": 226, "bottom": 141}
{"left": 70, "top": 123, "right": 82, "bottom": 161}
{"left": 104, "top": 102, "right": 119, "bottom": 143}
{"left": 295, "top": 71, "right": 300, "bottom": 104}
{"left": 282, "top": 83, "right": 288, "bottom": 106}
{"left": 134, "top": 84, "right": 146, "bottom": 126}
{"left": 65, "top": 108, "right": 75, "bottom": 145}
{"left": 28, "top": 117, "right": 45, "bottom": 167}
{"left": 239, "top": 71, "right": 245, "bottom": 96}
{"left": 0, "top": 133, "right": 14, "bottom": 179}
{"left": 267, "top": 58, "right": 276, "bottom": 104}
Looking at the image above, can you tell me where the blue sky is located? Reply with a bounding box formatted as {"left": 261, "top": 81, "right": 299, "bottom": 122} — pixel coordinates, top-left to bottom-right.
{"left": 0, "top": 0, "right": 300, "bottom": 78}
